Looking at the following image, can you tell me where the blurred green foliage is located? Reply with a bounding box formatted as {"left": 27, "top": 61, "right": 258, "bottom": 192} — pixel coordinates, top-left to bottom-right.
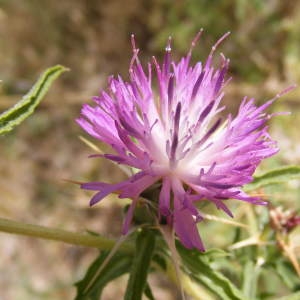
{"left": 0, "top": 0, "right": 300, "bottom": 89}
{"left": 149, "top": 0, "right": 300, "bottom": 83}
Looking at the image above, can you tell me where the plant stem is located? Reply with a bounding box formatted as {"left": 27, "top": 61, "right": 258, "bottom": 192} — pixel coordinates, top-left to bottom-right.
{"left": 0, "top": 217, "right": 133, "bottom": 253}
{"left": 0, "top": 217, "right": 217, "bottom": 298}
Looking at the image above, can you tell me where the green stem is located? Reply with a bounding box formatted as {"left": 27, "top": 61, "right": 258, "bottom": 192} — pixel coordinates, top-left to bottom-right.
{"left": 0, "top": 217, "right": 223, "bottom": 299}
{"left": 0, "top": 217, "right": 133, "bottom": 253}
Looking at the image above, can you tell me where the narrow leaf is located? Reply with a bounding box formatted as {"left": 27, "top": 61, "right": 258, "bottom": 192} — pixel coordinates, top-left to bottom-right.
{"left": 75, "top": 251, "right": 132, "bottom": 300}
{"left": 0, "top": 65, "right": 68, "bottom": 135}
{"left": 242, "top": 261, "right": 260, "bottom": 299}
{"left": 124, "top": 229, "right": 156, "bottom": 300}
{"left": 144, "top": 283, "right": 155, "bottom": 300}
{"left": 245, "top": 166, "right": 300, "bottom": 191}
{"left": 177, "top": 243, "right": 247, "bottom": 300}
{"left": 152, "top": 253, "right": 167, "bottom": 271}
{"left": 275, "top": 260, "right": 300, "bottom": 290}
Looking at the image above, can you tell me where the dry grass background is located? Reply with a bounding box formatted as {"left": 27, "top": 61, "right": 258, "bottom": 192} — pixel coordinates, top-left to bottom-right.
{"left": 0, "top": 1, "right": 300, "bottom": 299}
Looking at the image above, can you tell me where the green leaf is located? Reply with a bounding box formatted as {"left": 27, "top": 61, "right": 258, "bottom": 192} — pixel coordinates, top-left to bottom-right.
{"left": 0, "top": 65, "right": 68, "bottom": 135}
{"left": 152, "top": 253, "right": 167, "bottom": 271}
{"left": 177, "top": 243, "right": 248, "bottom": 300}
{"left": 75, "top": 251, "right": 132, "bottom": 300}
{"left": 242, "top": 261, "right": 260, "bottom": 299}
{"left": 244, "top": 166, "right": 300, "bottom": 191}
{"left": 274, "top": 260, "right": 300, "bottom": 290}
{"left": 144, "top": 283, "right": 155, "bottom": 300}
{"left": 124, "top": 229, "right": 156, "bottom": 300}
{"left": 204, "top": 248, "right": 231, "bottom": 259}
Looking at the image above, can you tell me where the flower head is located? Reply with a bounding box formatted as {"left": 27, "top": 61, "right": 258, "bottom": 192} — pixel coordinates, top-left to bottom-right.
{"left": 77, "top": 31, "right": 284, "bottom": 251}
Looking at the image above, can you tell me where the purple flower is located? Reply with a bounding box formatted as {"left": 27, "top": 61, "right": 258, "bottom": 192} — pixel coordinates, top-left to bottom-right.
{"left": 77, "top": 32, "right": 285, "bottom": 251}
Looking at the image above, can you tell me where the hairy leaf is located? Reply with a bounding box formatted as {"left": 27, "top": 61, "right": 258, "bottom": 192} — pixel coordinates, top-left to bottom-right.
{"left": 0, "top": 65, "right": 68, "bottom": 135}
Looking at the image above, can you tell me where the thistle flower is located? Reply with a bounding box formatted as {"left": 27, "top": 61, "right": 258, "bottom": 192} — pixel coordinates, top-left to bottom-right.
{"left": 77, "top": 31, "right": 286, "bottom": 251}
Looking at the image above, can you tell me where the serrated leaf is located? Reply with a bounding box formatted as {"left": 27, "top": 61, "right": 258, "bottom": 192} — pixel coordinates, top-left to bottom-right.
{"left": 177, "top": 243, "right": 247, "bottom": 300}
{"left": 124, "top": 229, "right": 156, "bottom": 300}
{"left": 245, "top": 166, "right": 300, "bottom": 191}
{"left": 0, "top": 65, "right": 68, "bottom": 135}
{"left": 75, "top": 251, "right": 132, "bottom": 300}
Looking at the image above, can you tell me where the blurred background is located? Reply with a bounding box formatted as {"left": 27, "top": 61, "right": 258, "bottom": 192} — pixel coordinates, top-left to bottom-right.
{"left": 0, "top": 1, "right": 300, "bottom": 299}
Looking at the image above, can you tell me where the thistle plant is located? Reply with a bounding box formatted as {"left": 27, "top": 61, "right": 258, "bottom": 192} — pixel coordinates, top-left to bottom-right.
{"left": 0, "top": 32, "right": 300, "bottom": 300}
